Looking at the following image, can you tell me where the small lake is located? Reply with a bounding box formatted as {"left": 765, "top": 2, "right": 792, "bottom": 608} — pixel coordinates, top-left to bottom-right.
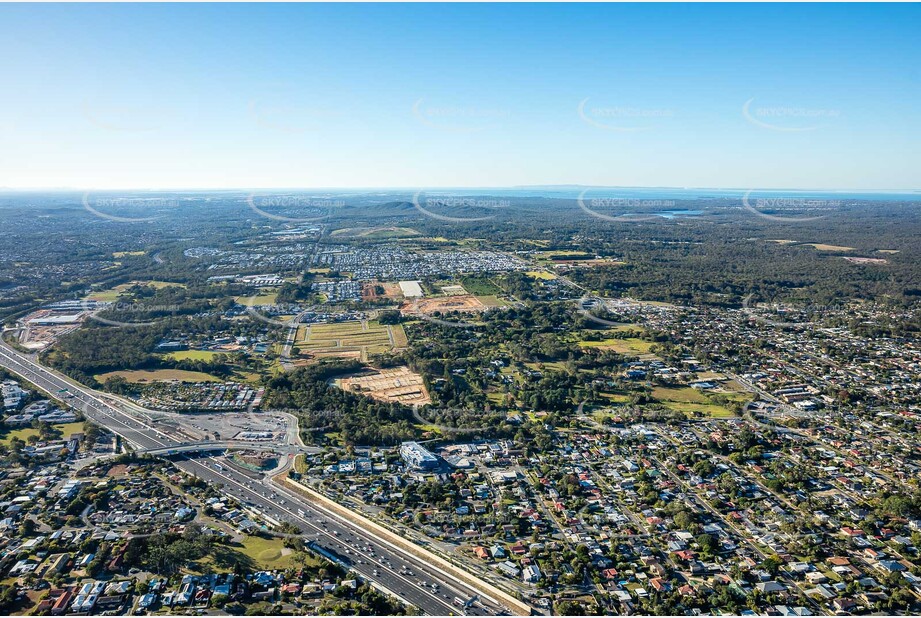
{"left": 620, "top": 209, "right": 705, "bottom": 218}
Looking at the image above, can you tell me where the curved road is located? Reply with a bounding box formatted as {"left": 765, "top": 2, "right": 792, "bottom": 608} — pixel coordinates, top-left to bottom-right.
{"left": 0, "top": 340, "right": 515, "bottom": 616}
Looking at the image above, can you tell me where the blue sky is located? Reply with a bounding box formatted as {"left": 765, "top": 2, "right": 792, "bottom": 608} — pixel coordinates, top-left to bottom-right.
{"left": 0, "top": 3, "right": 918, "bottom": 191}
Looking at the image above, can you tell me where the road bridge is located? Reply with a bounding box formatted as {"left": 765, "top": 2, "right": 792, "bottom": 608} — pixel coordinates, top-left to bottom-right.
{"left": 0, "top": 340, "right": 519, "bottom": 616}
{"left": 140, "top": 440, "right": 318, "bottom": 456}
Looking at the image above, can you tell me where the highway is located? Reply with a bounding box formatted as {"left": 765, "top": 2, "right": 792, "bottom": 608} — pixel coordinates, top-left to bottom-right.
{"left": 0, "top": 340, "right": 514, "bottom": 616}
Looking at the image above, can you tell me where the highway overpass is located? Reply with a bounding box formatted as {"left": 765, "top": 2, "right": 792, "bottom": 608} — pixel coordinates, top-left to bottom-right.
{"left": 0, "top": 340, "right": 522, "bottom": 616}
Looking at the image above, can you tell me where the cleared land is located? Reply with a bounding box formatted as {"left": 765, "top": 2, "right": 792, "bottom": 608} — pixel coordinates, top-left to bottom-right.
{"left": 297, "top": 320, "right": 406, "bottom": 362}
{"left": 94, "top": 369, "right": 221, "bottom": 383}
{"left": 802, "top": 243, "right": 856, "bottom": 252}
{"left": 336, "top": 366, "right": 430, "bottom": 405}
{"left": 331, "top": 226, "right": 420, "bottom": 239}
{"left": 361, "top": 281, "right": 404, "bottom": 301}
{"left": 401, "top": 294, "right": 486, "bottom": 315}
{"left": 579, "top": 337, "right": 656, "bottom": 355}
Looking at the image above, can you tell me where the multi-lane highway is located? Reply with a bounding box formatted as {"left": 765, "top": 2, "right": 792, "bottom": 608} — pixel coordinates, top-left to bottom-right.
{"left": 0, "top": 340, "right": 516, "bottom": 616}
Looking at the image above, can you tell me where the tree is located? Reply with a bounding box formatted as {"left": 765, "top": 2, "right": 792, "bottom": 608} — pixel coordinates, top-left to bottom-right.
{"left": 696, "top": 533, "right": 717, "bottom": 555}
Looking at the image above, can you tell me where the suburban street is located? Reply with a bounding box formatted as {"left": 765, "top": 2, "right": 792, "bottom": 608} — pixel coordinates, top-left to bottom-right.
{"left": 0, "top": 340, "right": 515, "bottom": 616}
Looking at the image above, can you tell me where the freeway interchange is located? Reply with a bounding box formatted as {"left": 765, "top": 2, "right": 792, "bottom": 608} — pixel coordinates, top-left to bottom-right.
{"left": 0, "top": 340, "right": 515, "bottom": 616}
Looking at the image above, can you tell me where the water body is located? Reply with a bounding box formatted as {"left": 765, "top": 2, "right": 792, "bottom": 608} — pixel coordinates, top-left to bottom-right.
{"left": 646, "top": 209, "right": 704, "bottom": 218}
{"left": 404, "top": 187, "right": 921, "bottom": 202}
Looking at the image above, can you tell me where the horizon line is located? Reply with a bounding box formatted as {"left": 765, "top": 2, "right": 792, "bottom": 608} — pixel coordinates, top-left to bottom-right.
{"left": 1, "top": 184, "right": 919, "bottom": 194}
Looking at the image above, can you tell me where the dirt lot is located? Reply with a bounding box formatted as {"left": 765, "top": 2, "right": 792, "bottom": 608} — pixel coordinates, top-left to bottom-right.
{"left": 401, "top": 294, "right": 486, "bottom": 315}
{"left": 361, "top": 281, "right": 404, "bottom": 301}
{"left": 336, "top": 366, "right": 431, "bottom": 405}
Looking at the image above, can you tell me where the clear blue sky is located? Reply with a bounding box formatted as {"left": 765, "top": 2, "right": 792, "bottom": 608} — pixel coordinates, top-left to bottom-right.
{"left": 1, "top": 3, "right": 918, "bottom": 191}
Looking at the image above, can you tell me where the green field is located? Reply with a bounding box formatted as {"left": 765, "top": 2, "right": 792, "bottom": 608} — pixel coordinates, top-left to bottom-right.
{"left": 193, "top": 535, "right": 322, "bottom": 573}
{"left": 662, "top": 401, "right": 736, "bottom": 418}
{"left": 475, "top": 295, "right": 510, "bottom": 308}
{"left": 236, "top": 290, "right": 279, "bottom": 305}
{"left": 525, "top": 270, "right": 557, "bottom": 280}
{"left": 86, "top": 280, "right": 185, "bottom": 301}
{"left": 0, "top": 421, "right": 85, "bottom": 445}
{"left": 652, "top": 386, "right": 709, "bottom": 404}
{"left": 598, "top": 392, "right": 633, "bottom": 403}
{"left": 459, "top": 276, "right": 502, "bottom": 295}
{"left": 164, "top": 350, "right": 221, "bottom": 361}
{"left": 331, "top": 226, "right": 421, "bottom": 239}
{"left": 297, "top": 320, "right": 404, "bottom": 361}
{"left": 579, "top": 337, "right": 656, "bottom": 355}
{"left": 95, "top": 369, "right": 221, "bottom": 383}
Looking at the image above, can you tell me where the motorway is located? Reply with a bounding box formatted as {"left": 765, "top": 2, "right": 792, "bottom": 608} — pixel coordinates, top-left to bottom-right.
{"left": 0, "top": 341, "right": 513, "bottom": 616}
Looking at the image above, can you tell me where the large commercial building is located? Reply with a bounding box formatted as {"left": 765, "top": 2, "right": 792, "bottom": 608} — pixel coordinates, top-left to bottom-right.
{"left": 400, "top": 441, "right": 438, "bottom": 470}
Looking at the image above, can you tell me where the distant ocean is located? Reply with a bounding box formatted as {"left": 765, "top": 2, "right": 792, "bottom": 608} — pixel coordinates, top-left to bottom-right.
{"left": 410, "top": 187, "right": 921, "bottom": 202}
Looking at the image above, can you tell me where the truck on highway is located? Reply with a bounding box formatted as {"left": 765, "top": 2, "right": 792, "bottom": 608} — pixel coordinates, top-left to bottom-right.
{"left": 307, "top": 541, "right": 351, "bottom": 566}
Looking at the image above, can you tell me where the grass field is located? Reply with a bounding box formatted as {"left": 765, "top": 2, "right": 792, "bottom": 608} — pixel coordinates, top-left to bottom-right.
{"left": 459, "top": 276, "right": 502, "bottom": 296}
{"left": 163, "top": 350, "right": 221, "bottom": 361}
{"left": 194, "top": 535, "right": 321, "bottom": 573}
{"left": 652, "top": 386, "right": 710, "bottom": 404}
{"left": 598, "top": 393, "right": 633, "bottom": 403}
{"left": 475, "top": 295, "right": 510, "bottom": 308}
{"left": 94, "top": 369, "right": 221, "bottom": 383}
{"left": 578, "top": 337, "right": 655, "bottom": 355}
{"left": 0, "top": 421, "right": 85, "bottom": 445}
{"left": 652, "top": 385, "right": 738, "bottom": 418}
{"left": 298, "top": 320, "right": 405, "bottom": 361}
{"left": 331, "top": 226, "right": 420, "bottom": 238}
{"left": 236, "top": 290, "right": 279, "bottom": 305}
{"left": 803, "top": 243, "right": 856, "bottom": 252}
{"left": 390, "top": 324, "right": 409, "bottom": 347}
{"left": 112, "top": 251, "right": 146, "bottom": 258}
{"left": 526, "top": 270, "right": 557, "bottom": 280}
{"left": 662, "top": 401, "right": 735, "bottom": 418}
{"left": 86, "top": 280, "right": 185, "bottom": 301}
